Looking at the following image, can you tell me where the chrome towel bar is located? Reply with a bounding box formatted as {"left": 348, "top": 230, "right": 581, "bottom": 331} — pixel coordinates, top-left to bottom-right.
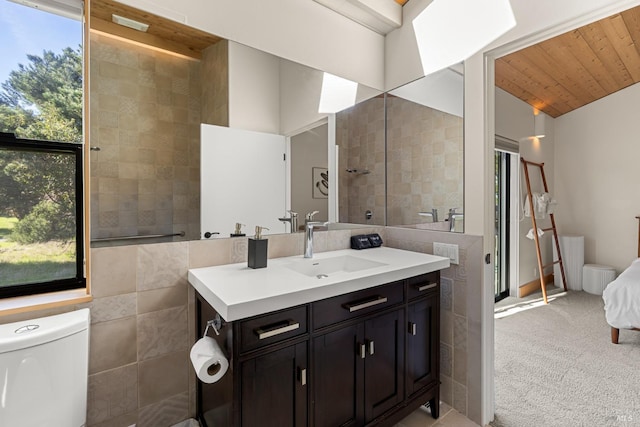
{"left": 91, "top": 231, "right": 185, "bottom": 242}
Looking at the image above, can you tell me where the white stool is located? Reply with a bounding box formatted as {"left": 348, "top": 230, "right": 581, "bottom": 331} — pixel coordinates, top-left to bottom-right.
{"left": 582, "top": 264, "right": 616, "bottom": 295}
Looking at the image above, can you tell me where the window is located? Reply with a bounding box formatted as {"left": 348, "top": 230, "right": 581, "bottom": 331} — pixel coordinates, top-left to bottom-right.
{"left": 0, "top": 0, "right": 85, "bottom": 298}
{"left": 0, "top": 133, "right": 84, "bottom": 297}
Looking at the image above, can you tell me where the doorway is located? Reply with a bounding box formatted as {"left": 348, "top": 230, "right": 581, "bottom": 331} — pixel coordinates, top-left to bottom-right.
{"left": 494, "top": 140, "right": 520, "bottom": 302}
{"left": 494, "top": 150, "right": 510, "bottom": 302}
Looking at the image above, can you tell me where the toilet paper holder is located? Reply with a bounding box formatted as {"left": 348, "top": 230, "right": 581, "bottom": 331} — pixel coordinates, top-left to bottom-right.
{"left": 203, "top": 314, "right": 224, "bottom": 337}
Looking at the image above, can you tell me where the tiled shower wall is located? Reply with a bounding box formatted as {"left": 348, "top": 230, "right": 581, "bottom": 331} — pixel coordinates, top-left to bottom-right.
{"left": 386, "top": 96, "right": 463, "bottom": 226}
{"left": 336, "top": 95, "right": 463, "bottom": 229}
{"left": 336, "top": 95, "right": 386, "bottom": 226}
{"left": 89, "top": 33, "right": 202, "bottom": 242}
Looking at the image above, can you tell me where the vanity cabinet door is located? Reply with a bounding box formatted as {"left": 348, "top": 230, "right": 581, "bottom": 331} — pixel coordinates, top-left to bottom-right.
{"left": 240, "top": 341, "right": 308, "bottom": 427}
{"left": 363, "top": 308, "right": 404, "bottom": 423}
{"left": 406, "top": 293, "right": 439, "bottom": 398}
{"left": 312, "top": 323, "right": 365, "bottom": 427}
{"left": 312, "top": 309, "right": 405, "bottom": 427}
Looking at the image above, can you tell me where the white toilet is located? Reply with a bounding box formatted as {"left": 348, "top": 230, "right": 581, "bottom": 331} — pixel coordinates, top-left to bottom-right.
{"left": 0, "top": 308, "right": 90, "bottom": 427}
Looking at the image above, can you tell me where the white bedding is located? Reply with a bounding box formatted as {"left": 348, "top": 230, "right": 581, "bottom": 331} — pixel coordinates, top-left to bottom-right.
{"left": 603, "top": 258, "right": 640, "bottom": 329}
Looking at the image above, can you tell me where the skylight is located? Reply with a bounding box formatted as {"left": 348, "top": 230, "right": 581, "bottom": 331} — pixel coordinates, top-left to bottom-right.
{"left": 318, "top": 72, "right": 358, "bottom": 114}
{"left": 413, "top": 0, "right": 516, "bottom": 76}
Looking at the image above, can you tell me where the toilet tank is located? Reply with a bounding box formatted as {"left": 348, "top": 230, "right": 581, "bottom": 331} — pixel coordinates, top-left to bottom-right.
{"left": 0, "top": 308, "right": 90, "bottom": 427}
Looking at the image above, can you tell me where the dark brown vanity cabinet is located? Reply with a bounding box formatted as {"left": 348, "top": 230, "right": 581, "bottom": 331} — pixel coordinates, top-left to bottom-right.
{"left": 240, "top": 341, "right": 308, "bottom": 427}
{"left": 313, "top": 309, "right": 404, "bottom": 426}
{"left": 195, "top": 301, "right": 309, "bottom": 427}
{"left": 195, "top": 271, "right": 440, "bottom": 427}
{"left": 312, "top": 281, "right": 405, "bottom": 427}
{"left": 407, "top": 296, "right": 439, "bottom": 400}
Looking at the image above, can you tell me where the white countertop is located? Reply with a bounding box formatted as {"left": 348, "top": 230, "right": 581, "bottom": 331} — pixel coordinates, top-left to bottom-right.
{"left": 188, "top": 247, "right": 450, "bottom": 321}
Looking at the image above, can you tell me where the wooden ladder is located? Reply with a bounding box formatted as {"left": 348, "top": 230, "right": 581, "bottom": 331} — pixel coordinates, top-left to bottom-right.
{"left": 521, "top": 157, "right": 567, "bottom": 303}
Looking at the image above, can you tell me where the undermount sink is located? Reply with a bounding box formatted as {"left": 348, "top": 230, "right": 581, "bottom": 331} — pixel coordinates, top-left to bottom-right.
{"left": 285, "top": 255, "right": 387, "bottom": 278}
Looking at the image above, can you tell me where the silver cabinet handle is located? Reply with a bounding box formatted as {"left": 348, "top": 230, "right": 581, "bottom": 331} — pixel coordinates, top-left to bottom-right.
{"left": 343, "top": 296, "right": 388, "bottom": 312}
{"left": 299, "top": 368, "right": 307, "bottom": 386}
{"left": 359, "top": 343, "right": 366, "bottom": 359}
{"left": 368, "top": 340, "right": 374, "bottom": 356}
{"left": 417, "top": 282, "right": 438, "bottom": 292}
{"left": 255, "top": 320, "right": 300, "bottom": 340}
{"left": 409, "top": 322, "right": 417, "bottom": 336}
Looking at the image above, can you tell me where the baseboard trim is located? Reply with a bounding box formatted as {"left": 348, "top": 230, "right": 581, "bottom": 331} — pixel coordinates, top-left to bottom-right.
{"left": 519, "top": 274, "right": 555, "bottom": 298}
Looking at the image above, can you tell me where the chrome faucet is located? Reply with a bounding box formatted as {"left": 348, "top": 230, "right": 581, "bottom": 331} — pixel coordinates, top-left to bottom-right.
{"left": 418, "top": 208, "right": 438, "bottom": 222}
{"left": 447, "top": 208, "right": 464, "bottom": 232}
{"left": 278, "top": 210, "right": 298, "bottom": 233}
{"left": 304, "top": 211, "right": 328, "bottom": 258}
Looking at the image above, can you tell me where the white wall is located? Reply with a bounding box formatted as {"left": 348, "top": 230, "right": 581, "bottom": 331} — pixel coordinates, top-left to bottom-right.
{"left": 291, "top": 124, "right": 329, "bottom": 223}
{"left": 495, "top": 88, "right": 533, "bottom": 141}
{"left": 388, "top": 67, "right": 463, "bottom": 118}
{"left": 495, "top": 88, "right": 556, "bottom": 287}
{"left": 384, "top": 0, "right": 432, "bottom": 91}
{"left": 228, "top": 42, "right": 280, "bottom": 134}
{"left": 119, "top": 0, "right": 385, "bottom": 90}
{"left": 279, "top": 60, "right": 326, "bottom": 136}
{"left": 555, "top": 83, "right": 640, "bottom": 272}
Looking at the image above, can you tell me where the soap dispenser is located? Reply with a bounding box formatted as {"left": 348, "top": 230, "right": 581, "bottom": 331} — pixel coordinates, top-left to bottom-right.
{"left": 231, "top": 223, "right": 246, "bottom": 237}
{"left": 248, "top": 226, "right": 269, "bottom": 269}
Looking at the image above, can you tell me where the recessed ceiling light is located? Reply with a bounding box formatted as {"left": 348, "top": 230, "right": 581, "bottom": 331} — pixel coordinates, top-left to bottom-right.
{"left": 112, "top": 14, "right": 149, "bottom": 32}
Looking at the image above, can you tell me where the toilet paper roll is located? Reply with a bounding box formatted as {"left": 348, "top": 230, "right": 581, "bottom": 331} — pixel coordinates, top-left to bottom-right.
{"left": 190, "top": 337, "right": 229, "bottom": 384}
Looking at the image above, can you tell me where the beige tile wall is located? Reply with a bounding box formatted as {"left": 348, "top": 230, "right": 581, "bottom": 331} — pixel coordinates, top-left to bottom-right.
{"left": 89, "top": 33, "right": 202, "bottom": 242}
{"left": 336, "top": 95, "right": 386, "bottom": 225}
{"left": 336, "top": 94, "right": 464, "bottom": 229}
{"left": 0, "top": 228, "right": 384, "bottom": 426}
{"left": 385, "top": 227, "right": 484, "bottom": 425}
{"left": 386, "top": 96, "right": 463, "bottom": 227}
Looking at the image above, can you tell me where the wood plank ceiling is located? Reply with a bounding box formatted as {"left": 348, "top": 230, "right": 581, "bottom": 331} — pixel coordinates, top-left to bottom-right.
{"left": 495, "top": 5, "right": 640, "bottom": 118}
{"left": 90, "top": 0, "right": 223, "bottom": 60}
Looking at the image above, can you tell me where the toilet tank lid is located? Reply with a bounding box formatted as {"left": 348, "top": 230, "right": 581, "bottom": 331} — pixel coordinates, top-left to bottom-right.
{"left": 0, "top": 308, "right": 89, "bottom": 354}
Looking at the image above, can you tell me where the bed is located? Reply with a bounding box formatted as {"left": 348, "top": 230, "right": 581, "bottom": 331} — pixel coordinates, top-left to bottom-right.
{"left": 602, "top": 216, "right": 640, "bottom": 344}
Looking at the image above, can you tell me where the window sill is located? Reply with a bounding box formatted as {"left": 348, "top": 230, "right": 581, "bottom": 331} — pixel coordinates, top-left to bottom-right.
{"left": 0, "top": 289, "right": 92, "bottom": 317}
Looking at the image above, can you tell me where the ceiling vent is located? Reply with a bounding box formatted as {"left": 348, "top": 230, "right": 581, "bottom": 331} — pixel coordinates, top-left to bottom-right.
{"left": 314, "top": 0, "right": 402, "bottom": 35}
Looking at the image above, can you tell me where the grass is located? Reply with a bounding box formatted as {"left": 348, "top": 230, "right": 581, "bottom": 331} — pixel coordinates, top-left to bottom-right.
{"left": 0, "top": 216, "right": 17, "bottom": 239}
{"left": 0, "top": 216, "right": 76, "bottom": 287}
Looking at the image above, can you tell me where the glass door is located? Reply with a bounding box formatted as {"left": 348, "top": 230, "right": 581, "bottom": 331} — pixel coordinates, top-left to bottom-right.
{"left": 495, "top": 151, "right": 510, "bottom": 302}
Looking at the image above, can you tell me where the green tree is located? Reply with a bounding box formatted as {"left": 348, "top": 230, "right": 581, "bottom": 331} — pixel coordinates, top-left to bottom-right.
{"left": 0, "top": 47, "right": 82, "bottom": 243}
{"left": 0, "top": 46, "right": 82, "bottom": 142}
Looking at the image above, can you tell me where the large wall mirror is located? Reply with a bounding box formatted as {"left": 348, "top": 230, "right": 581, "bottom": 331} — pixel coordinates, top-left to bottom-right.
{"left": 338, "top": 66, "right": 464, "bottom": 232}
{"left": 88, "top": 0, "right": 464, "bottom": 248}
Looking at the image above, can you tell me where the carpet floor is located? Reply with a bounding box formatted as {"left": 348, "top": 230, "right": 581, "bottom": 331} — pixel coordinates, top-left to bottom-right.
{"left": 492, "top": 289, "right": 640, "bottom": 427}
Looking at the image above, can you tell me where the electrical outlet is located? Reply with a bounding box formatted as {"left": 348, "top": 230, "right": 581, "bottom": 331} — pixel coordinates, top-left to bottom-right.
{"left": 533, "top": 267, "right": 537, "bottom": 277}
{"left": 433, "top": 242, "right": 459, "bottom": 265}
